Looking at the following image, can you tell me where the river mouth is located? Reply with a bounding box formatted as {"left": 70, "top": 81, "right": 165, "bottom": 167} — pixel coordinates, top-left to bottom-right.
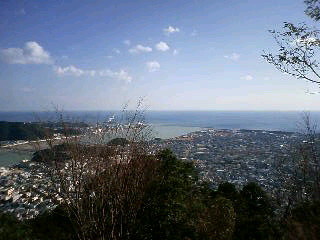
{"left": 0, "top": 149, "right": 33, "bottom": 167}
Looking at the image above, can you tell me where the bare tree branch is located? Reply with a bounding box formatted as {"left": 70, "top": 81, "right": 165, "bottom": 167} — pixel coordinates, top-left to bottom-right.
{"left": 262, "top": 23, "right": 320, "bottom": 85}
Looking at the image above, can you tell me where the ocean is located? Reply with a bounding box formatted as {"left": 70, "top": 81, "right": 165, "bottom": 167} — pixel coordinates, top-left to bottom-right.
{"left": 1, "top": 111, "right": 320, "bottom": 167}
{"left": 1, "top": 110, "right": 320, "bottom": 132}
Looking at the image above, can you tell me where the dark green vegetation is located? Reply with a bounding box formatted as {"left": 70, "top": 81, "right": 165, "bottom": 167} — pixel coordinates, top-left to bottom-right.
{"left": 32, "top": 138, "right": 128, "bottom": 164}
{"left": 0, "top": 206, "right": 76, "bottom": 240}
{"left": 0, "top": 121, "right": 88, "bottom": 142}
{"left": 0, "top": 212, "right": 31, "bottom": 240}
{"left": 0, "top": 121, "right": 51, "bottom": 141}
{"left": 107, "top": 137, "right": 129, "bottom": 146}
{"left": 31, "top": 143, "right": 72, "bottom": 164}
{"left": 283, "top": 201, "right": 320, "bottom": 240}
{"left": 2, "top": 149, "right": 319, "bottom": 240}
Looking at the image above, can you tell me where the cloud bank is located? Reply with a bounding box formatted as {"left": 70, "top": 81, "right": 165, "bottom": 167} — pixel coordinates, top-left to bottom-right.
{"left": 1, "top": 41, "right": 52, "bottom": 64}
{"left": 54, "top": 65, "right": 132, "bottom": 83}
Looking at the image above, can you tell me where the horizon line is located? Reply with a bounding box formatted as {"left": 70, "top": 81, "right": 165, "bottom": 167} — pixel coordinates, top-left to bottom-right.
{"left": 1, "top": 109, "right": 320, "bottom": 112}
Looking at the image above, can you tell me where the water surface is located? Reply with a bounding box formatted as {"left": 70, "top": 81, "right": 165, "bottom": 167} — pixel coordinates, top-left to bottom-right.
{"left": 0, "top": 150, "right": 32, "bottom": 167}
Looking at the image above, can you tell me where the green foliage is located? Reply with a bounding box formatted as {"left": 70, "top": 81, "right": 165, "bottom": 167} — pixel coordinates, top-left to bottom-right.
{"left": 108, "top": 137, "right": 129, "bottom": 146}
{"left": 216, "top": 182, "right": 239, "bottom": 202}
{"left": 32, "top": 143, "right": 72, "bottom": 163}
{"left": 239, "top": 182, "right": 273, "bottom": 215}
{"left": 0, "top": 207, "right": 76, "bottom": 240}
{"left": 233, "top": 182, "right": 279, "bottom": 240}
{"left": 132, "top": 150, "right": 242, "bottom": 240}
{"left": 211, "top": 182, "right": 281, "bottom": 240}
{"left": 0, "top": 121, "right": 52, "bottom": 141}
{"left": 7, "top": 150, "right": 318, "bottom": 240}
{"left": 198, "top": 197, "right": 235, "bottom": 240}
{"left": 0, "top": 213, "right": 30, "bottom": 240}
{"left": 0, "top": 121, "right": 86, "bottom": 142}
{"left": 28, "top": 206, "right": 76, "bottom": 240}
{"left": 133, "top": 149, "right": 200, "bottom": 240}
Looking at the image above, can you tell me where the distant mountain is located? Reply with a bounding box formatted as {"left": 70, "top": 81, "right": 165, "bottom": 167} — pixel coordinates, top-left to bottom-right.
{"left": 0, "top": 121, "right": 88, "bottom": 141}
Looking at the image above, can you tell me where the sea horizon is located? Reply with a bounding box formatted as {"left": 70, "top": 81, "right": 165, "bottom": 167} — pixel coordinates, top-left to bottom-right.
{"left": 1, "top": 110, "right": 320, "bottom": 133}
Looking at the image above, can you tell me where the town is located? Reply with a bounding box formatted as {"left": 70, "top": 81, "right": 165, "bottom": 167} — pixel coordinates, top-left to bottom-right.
{"left": 1, "top": 128, "right": 302, "bottom": 219}
{"left": 0, "top": 160, "right": 57, "bottom": 220}
{"left": 150, "top": 128, "right": 300, "bottom": 194}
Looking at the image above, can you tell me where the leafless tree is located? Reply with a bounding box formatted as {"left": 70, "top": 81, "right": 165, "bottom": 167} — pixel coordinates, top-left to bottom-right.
{"left": 294, "top": 112, "right": 320, "bottom": 202}
{"left": 262, "top": 0, "right": 320, "bottom": 86}
{"left": 276, "top": 113, "right": 320, "bottom": 210}
{"left": 262, "top": 23, "right": 320, "bottom": 85}
{"left": 305, "top": 0, "right": 320, "bottom": 21}
{"left": 35, "top": 103, "right": 160, "bottom": 240}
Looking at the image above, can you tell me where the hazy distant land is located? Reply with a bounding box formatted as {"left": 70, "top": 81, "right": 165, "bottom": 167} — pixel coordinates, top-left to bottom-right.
{"left": 1, "top": 110, "right": 319, "bottom": 167}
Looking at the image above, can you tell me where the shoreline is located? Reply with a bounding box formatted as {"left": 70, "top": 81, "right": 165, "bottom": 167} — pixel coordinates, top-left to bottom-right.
{"left": 0, "top": 127, "right": 299, "bottom": 168}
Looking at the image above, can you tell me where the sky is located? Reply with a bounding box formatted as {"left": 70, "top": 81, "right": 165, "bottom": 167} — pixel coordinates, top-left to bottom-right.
{"left": 0, "top": 0, "right": 319, "bottom": 111}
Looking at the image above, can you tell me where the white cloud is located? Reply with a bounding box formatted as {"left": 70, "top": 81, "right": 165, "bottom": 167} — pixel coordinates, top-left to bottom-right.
{"left": 146, "top": 61, "right": 160, "bottom": 72}
{"left": 99, "top": 69, "right": 132, "bottom": 83}
{"left": 240, "top": 75, "right": 253, "bottom": 81}
{"left": 173, "top": 49, "right": 179, "bottom": 56}
{"left": 106, "top": 55, "right": 113, "bottom": 59}
{"left": 113, "top": 48, "right": 120, "bottom": 54}
{"left": 163, "top": 26, "right": 180, "bottom": 35}
{"left": 129, "top": 44, "right": 152, "bottom": 54}
{"left": 155, "top": 41, "right": 170, "bottom": 52}
{"left": 54, "top": 65, "right": 132, "bottom": 83}
{"left": 54, "top": 65, "right": 92, "bottom": 77}
{"left": 123, "top": 40, "right": 131, "bottom": 46}
{"left": 1, "top": 41, "right": 52, "bottom": 64}
{"left": 224, "top": 53, "right": 240, "bottom": 61}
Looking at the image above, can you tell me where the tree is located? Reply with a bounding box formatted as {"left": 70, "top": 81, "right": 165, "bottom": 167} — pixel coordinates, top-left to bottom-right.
{"left": 272, "top": 112, "right": 320, "bottom": 213}
{"left": 283, "top": 201, "right": 320, "bottom": 240}
{"left": 290, "top": 113, "right": 320, "bottom": 203}
{"left": 262, "top": 5, "right": 320, "bottom": 237}
{"left": 37, "top": 106, "right": 160, "bottom": 240}
{"left": 133, "top": 149, "right": 200, "bottom": 240}
{"left": 0, "top": 213, "right": 30, "bottom": 240}
{"left": 215, "top": 182, "right": 239, "bottom": 203}
{"left": 28, "top": 206, "right": 76, "bottom": 240}
{"left": 305, "top": 0, "right": 320, "bottom": 21}
{"left": 262, "top": 1, "right": 320, "bottom": 85}
{"left": 133, "top": 150, "right": 239, "bottom": 240}
{"left": 233, "top": 183, "right": 279, "bottom": 240}
{"left": 198, "top": 197, "right": 235, "bottom": 240}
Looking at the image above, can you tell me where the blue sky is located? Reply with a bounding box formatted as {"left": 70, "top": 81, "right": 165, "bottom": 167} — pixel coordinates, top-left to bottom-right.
{"left": 0, "top": 0, "right": 319, "bottom": 111}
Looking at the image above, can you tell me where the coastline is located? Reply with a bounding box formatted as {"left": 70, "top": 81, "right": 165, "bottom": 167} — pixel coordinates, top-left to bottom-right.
{"left": 0, "top": 136, "right": 80, "bottom": 167}
{"left": 0, "top": 125, "right": 298, "bottom": 168}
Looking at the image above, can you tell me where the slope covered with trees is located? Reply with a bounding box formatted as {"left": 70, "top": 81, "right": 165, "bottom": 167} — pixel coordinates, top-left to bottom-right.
{"left": 4, "top": 149, "right": 317, "bottom": 240}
